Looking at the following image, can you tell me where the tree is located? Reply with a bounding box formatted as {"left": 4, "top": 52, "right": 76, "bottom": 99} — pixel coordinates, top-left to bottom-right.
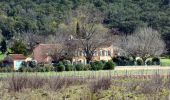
{"left": 16, "top": 32, "right": 46, "bottom": 54}
{"left": 73, "top": 5, "right": 110, "bottom": 64}
{"left": 45, "top": 32, "right": 75, "bottom": 62}
{"left": 0, "top": 33, "right": 7, "bottom": 54}
{"left": 11, "top": 40, "right": 27, "bottom": 55}
{"left": 0, "top": 39, "right": 7, "bottom": 54}
{"left": 116, "top": 27, "right": 166, "bottom": 60}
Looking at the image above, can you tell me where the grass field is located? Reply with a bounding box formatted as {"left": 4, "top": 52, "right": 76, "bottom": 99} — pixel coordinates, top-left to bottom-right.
{"left": 161, "top": 58, "right": 170, "bottom": 66}
{"left": 1, "top": 67, "right": 170, "bottom": 78}
{"left": 0, "top": 67, "right": 170, "bottom": 99}
{"left": 0, "top": 73, "right": 170, "bottom": 99}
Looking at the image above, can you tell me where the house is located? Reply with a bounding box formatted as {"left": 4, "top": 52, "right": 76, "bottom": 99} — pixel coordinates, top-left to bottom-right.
{"left": 33, "top": 35, "right": 118, "bottom": 64}
{"left": 72, "top": 43, "right": 117, "bottom": 64}
{"left": 33, "top": 44, "right": 63, "bottom": 64}
{"left": 33, "top": 42, "right": 117, "bottom": 64}
{"left": 3, "top": 54, "right": 26, "bottom": 70}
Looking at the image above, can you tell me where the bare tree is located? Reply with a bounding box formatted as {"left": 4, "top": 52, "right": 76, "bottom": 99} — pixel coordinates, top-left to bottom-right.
{"left": 115, "top": 27, "right": 166, "bottom": 60}
{"left": 73, "top": 6, "right": 110, "bottom": 64}
{"left": 15, "top": 32, "right": 45, "bottom": 51}
{"left": 45, "top": 32, "right": 78, "bottom": 62}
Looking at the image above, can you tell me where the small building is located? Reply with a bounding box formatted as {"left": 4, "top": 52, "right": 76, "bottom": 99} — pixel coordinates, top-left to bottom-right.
{"left": 3, "top": 54, "right": 26, "bottom": 70}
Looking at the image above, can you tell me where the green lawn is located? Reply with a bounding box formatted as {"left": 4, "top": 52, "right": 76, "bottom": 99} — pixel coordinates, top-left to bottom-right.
{"left": 1, "top": 69, "right": 170, "bottom": 78}
{"left": 160, "top": 58, "right": 170, "bottom": 66}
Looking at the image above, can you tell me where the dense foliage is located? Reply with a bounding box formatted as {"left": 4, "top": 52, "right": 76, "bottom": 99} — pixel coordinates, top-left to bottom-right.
{"left": 0, "top": 0, "right": 170, "bottom": 54}
{"left": 0, "top": 60, "right": 116, "bottom": 72}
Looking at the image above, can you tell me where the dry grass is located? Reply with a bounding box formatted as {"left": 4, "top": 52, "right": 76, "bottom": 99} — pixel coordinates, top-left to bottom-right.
{"left": 0, "top": 74, "right": 170, "bottom": 100}
{"left": 89, "top": 77, "right": 112, "bottom": 93}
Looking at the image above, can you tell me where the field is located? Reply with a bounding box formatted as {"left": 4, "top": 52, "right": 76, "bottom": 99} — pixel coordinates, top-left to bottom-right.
{"left": 161, "top": 58, "right": 170, "bottom": 66}
{"left": 0, "top": 67, "right": 170, "bottom": 100}
{"left": 0, "top": 73, "right": 170, "bottom": 100}
{"left": 0, "top": 66, "right": 170, "bottom": 78}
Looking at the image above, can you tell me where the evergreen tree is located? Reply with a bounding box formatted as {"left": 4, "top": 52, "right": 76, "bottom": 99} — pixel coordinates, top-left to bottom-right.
{"left": 0, "top": 39, "right": 7, "bottom": 54}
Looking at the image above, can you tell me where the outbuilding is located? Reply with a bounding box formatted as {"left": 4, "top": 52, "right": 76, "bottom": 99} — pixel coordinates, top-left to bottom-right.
{"left": 3, "top": 54, "right": 26, "bottom": 70}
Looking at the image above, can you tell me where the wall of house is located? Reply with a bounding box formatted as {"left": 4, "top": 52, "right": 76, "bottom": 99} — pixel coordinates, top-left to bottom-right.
{"left": 14, "top": 60, "right": 25, "bottom": 70}
{"left": 72, "top": 45, "right": 116, "bottom": 64}
{"left": 72, "top": 56, "right": 87, "bottom": 64}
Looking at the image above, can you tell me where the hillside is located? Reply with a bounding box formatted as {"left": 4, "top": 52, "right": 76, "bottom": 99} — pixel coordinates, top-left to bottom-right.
{"left": 0, "top": 0, "right": 170, "bottom": 53}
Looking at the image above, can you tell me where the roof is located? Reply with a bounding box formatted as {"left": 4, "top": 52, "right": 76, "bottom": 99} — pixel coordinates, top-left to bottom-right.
{"left": 7, "top": 54, "right": 26, "bottom": 60}
{"left": 35, "top": 44, "right": 63, "bottom": 49}
{"left": 33, "top": 44, "right": 64, "bottom": 63}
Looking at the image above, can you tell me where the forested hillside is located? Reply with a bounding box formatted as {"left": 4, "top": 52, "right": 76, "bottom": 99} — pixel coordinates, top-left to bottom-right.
{"left": 0, "top": 0, "right": 170, "bottom": 53}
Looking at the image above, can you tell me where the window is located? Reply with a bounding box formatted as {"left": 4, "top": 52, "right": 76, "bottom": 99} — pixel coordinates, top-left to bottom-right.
{"left": 108, "top": 51, "right": 111, "bottom": 56}
{"left": 100, "top": 50, "right": 102, "bottom": 56}
{"left": 102, "top": 50, "right": 105, "bottom": 56}
{"left": 106, "top": 51, "right": 108, "bottom": 56}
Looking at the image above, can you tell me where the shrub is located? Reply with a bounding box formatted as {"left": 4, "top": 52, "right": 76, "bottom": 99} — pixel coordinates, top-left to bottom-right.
{"left": 18, "top": 67, "right": 33, "bottom": 72}
{"left": 113, "top": 56, "right": 133, "bottom": 66}
{"left": 103, "top": 60, "right": 115, "bottom": 70}
{"left": 48, "top": 77, "right": 85, "bottom": 91}
{"left": 75, "top": 64, "right": 84, "bottom": 71}
{"left": 136, "top": 57, "right": 144, "bottom": 65}
{"left": 0, "top": 67, "right": 14, "bottom": 72}
{"left": 152, "top": 57, "right": 160, "bottom": 65}
{"left": 7, "top": 75, "right": 46, "bottom": 92}
{"left": 65, "top": 64, "right": 74, "bottom": 71}
{"left": 56, "top": 65, "right": 65, "bottom": 72}
{"left": 145, "top": 58, "right": 153, "bottom": 65}
{"left": 91, "top": 61, "right": 104, "bottom": 70}
{"left": 129, "top": 57, "right": 135, "bottom": 65}
{"left": 8, "top": 75, "right": 28, "bottom": 92}
{"left": 89, "top": 77, "right": 111, "bottom": 93}
{"left": 27, "top": 61, "right": 37, "bottom": 68}
{"left": 84, "top": 64, "right": 91, "bottom": 71}
{"left": 53, "top": 61, "right": 65, "bottom": 72}
{"left": 100, "top": 60, "right": 107, "bottom": 65}
{"left": 41, "top": 65, "right": 54, "bottom": 72}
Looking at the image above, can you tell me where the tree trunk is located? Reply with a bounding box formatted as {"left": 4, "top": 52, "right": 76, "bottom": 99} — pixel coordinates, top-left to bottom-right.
{"left": 86, "top": 57, "right": 92, "bottom": 64}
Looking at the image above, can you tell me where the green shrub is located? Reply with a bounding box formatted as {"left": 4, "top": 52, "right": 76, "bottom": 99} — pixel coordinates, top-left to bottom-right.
{"left": 103, "top": 60, "right": 116, "bottom": 70}
{"left": 129, "top": 57, "right": 135, "bottom": 65}
{"left": 27, "top": 61, "right": 37, "bottom": 68}
{"left": 145, "top": 58, "right": 153, "bottom": 65}
{"left": 152, "top": 57, "right": 160, "bottom": 65}
{"left": 56, "top": 65, "right": 65, "bottom": 72}
{"left": 91, "top": 61, "right": 104, "bottom": 70}
{"left": 53, "top": 61, "right": 65, "bottom": 72}
{"left": 43, "top": 65, "right": 54, "bottom": 72}
{"left": 65, "top": 64, "right": 74, "bottom": 71}
{"left": 136, "top": 57, "right": 144, "bottom": 65}
{"left": 113, "top": 56, "right": 134, "bottom": 66}
{"left": 100, "top": 60, "right": 107, "bottom": 65}
{"left": 0, "top": 67, "right": 14, "bottom": 72}
{"left": 75, "top": 64, "right": 84, "bottom": 71}
{"left": 18, "top": 67, "right": 33, "bottom": 72}
{"left": 84, "top": 64, "right": 91, "bottom": 71}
